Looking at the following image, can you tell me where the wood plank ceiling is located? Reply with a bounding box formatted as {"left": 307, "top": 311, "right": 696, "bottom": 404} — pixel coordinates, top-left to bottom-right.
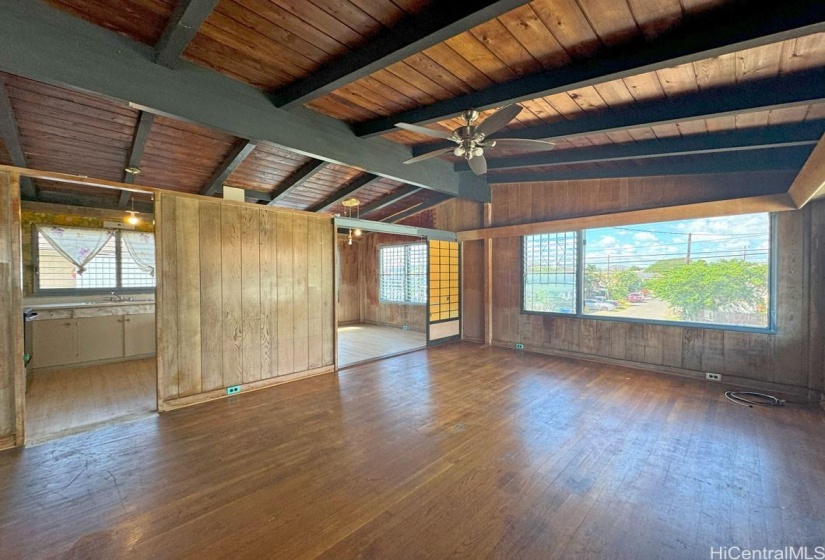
{"left": 13, "top": 0, "right": 825, "bottom": 220}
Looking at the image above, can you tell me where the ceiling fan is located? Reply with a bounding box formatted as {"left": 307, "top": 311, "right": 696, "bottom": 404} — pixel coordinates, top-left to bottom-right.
{"left": 397, "top": 104, "right": 555, "bottom": 175}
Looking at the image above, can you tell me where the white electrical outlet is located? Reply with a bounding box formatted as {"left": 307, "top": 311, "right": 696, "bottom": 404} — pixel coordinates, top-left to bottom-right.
{"left": 706, "top": 373, "right": 721, "bottom": 381}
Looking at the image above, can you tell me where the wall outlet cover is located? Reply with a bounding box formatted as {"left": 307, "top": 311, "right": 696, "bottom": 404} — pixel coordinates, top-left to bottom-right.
{"left": 705, "top": 373, "right": 721, "bottom": 381}
{"left": 227, "top": 385, "right": 241, "bottom": 395}
{"left": 515, "top": 343, "right": 524, "bottom": 350}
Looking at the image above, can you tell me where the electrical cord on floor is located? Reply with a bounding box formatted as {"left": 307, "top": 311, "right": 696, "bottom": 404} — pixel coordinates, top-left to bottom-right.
{"left": 724, "top": 390, "right": 825, "bottom": 408}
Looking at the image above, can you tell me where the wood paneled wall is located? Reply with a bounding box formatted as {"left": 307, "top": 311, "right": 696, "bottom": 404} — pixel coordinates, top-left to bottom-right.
{"left": 360, "top": 233, "right": 426, "bottom": 332}
{"left": 491, "top": 171, "right": 795, "bottom": 227}
{"left": 0, "top": 171, "right": 23, "bottom": 448}
{"left": 156, "top": 193, "right": 334, "bottom": 409}
{"left": 337, "top": 237, "right": 361, "bottom": 324}
{"left": 454, "top": 176, "right": 824, "bottom": 394}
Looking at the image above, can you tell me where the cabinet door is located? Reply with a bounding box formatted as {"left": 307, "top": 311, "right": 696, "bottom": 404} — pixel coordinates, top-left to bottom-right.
{"left": 77, "top": 316, "right": 124, "bottom": 363}
{"left": 124, "top": 313, "right": 156, "bottom": 357}
{"left": 31, "top": 319, "right": 78, "bottom": 368}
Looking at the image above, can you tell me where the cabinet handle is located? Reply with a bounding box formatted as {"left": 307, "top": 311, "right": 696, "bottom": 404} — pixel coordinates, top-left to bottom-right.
{"left": 63, "top": 322, "right": 72, "bottom": 326}
{"left": 124, "top": 318, "right": 131, "bottom": 322}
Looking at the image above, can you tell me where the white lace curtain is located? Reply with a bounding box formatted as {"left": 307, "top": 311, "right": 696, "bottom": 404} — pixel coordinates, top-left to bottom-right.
{"left": 122, "top": 230, "right": 155, "bottom": 277}
{"left": 38, "top": 225, "right": 114, "bottom": 275}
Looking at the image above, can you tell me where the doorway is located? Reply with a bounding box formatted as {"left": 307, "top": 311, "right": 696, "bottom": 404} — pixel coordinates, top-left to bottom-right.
{"left": 337, "top": 231, "right": 426, "bottom": 367}
{"left": 22, "top": 188, "right": 158, "bottom": 444}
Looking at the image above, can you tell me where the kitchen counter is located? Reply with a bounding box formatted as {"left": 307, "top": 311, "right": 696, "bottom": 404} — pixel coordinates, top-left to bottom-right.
{"left": 26, "top": 300, "right": 155, "bottom": 319}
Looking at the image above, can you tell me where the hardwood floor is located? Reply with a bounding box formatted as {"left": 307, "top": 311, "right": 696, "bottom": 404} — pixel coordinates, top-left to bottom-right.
{"left": 25, "top": 358, "right": 157, "bottom": 444}
{"left": 2, "top": 343, "right": 824, "bottom": 559}
{"left": 337, "top": 323, "right": 425, "bottom": 367}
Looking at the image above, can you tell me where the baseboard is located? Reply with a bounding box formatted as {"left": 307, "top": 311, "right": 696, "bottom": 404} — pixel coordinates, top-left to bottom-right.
{"left": 493, "top": 341, "right": 818, "bottom": 399}
{"left": 359, "top": 320, "right": 426, "bottom": 333}
{"left": 0, "top": 434, "right": 17, "bottom": 452}
{"left": 160, "top": 365, "right": 335, "bottom": 411}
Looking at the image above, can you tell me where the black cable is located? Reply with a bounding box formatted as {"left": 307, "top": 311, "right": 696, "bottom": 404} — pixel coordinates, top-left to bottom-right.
{"left": 724, "top": 391, "right": 784, "bottom": 408}
{"left": 724, "top": 390, "right": 825, "bottom": 408}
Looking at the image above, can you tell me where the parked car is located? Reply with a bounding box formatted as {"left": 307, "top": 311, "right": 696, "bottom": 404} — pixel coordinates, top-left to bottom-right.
{"left": 628, "top": 292, "right": 644, "bottom": 303}
{"left": 584, "top": 299, "right": 612, "bottom": 311}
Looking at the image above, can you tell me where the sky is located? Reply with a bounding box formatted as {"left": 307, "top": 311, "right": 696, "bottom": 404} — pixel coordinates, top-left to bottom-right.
{"left": 583, "top": 212, "right": 771, "bottom": 270}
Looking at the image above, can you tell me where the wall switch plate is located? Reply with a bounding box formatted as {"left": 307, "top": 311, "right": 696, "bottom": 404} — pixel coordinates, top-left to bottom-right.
{"left": 227, "top": 385, "right": 241, "bottom": 395}
{"left": 515, "top": 343, "right": 524, "bottom": 350}
{"left": 705, "top": 373, "right": 721, "bottom": 381}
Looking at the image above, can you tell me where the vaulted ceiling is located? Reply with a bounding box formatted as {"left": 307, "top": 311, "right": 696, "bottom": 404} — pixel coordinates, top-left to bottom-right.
{"left": 0, "top": 0, "right": 824, "bottom": 222}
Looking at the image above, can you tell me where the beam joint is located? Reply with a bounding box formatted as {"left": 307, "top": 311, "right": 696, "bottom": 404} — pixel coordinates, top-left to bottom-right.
{"left": 155, "top": 0, "right": 221, "bottom": 68}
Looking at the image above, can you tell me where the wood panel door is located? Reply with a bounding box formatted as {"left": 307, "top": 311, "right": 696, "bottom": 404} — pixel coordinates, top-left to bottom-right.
{"left": 428, "top": 240, "right": 460, "bottom": 345}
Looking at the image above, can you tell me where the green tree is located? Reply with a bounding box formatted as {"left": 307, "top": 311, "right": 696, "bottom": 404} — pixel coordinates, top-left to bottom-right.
{"left": 647, "top": 259, "right": 768, "bottom": 320}
{"left": 607, "top": 268, "right": 642, "bottom": 300}
{"left": 584, "top": 264, "right": 606, "bottom": 298}
{"left": 646, "top": 258, "right": 686, "bottom": 275}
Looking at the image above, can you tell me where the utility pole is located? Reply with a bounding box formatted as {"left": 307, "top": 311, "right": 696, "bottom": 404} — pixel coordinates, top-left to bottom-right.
{"left": 685, "top": 233, "right": 692, "bottom": 264}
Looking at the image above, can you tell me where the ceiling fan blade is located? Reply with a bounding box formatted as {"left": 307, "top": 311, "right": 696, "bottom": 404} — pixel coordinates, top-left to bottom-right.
{"left": 476, "top": 104, "right": 523, "bottom": 138}
{"left": 395, "top": 122, "right": 454, "bottom": 140}
{"left": 404, "top": 147, "right": 454, "bottom": 164}
{"left": 468, "top": 154, "right": 488, "bottom": 175}
{"left": 491, "top": 138, "right": 556, "bottom": 152}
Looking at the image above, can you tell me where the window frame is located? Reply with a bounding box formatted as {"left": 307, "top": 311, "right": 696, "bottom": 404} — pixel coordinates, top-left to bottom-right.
{"left": 520, "top": 214, "right": 777, "bottom": 334}
{"left": 32, "top": 225, "right": 156, "bottom": 296}
{"left": 378, "top": 241, "right": 427, "bottom": 305}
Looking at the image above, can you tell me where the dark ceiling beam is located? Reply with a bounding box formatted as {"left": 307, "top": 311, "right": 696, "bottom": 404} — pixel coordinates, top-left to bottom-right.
{"left": 475, "top": 121, "right": 825, "bottom": 172}
{"left": 119, "top": 111, "right": 155, "bottom": 207}
{"left": 356, "top": 0, "right": 825, "bottom": 137}
{"left": 0, "top": 77, "right": 37, "bottom": 199}
{"left": 200, "top": 139, "right": 258, "bottom": 197}
{"left": 242, "top": 190, "right": 273, "bottom": 203}
{"left": 0, "top": 0, "right": 489, "bottom": 202}
{"left": 334, "top": 216, "right": 456, "bottom": 241}
{"left": 155, "top": 0, "right": 221, "bottom": 68}
{"left": 267, "top": 160, "right": 328, "bottom": 206}
{"left": 271, "top": 0, "right": 531, "bottom": 108}
{"left": 416, "top": 70, "right": 825, "bottom": 156}
{"left": 383, "top": 193, "right": 454, "bottom": 223}
{"left": 359, "top": 185, "right": 421, "bottom": 217}
{"left": 487, "top": 145, "right": 813, "bottom": 184}
{"left": 37, "top": 190, "right": 154, "bottom": 213}
{"left": 306, "top": 173, "right": 380, "bottom": 213}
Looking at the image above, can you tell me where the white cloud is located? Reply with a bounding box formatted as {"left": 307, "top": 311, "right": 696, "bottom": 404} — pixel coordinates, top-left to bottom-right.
{"left": 632, "top": 231, "right": 658, "bottom": 243}
{"left": 598, "top": 235, "right": 618, "bottom": 248}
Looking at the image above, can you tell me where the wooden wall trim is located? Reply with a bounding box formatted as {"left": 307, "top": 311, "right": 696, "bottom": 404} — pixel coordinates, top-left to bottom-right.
{"left": 0, "top": 170, "right": 24, "bottom": 447}
{"left": 0, "top": 435, "right": 15, "bottom": 452}
{"left": 788, "top": 133, "right": 825, "bottom": 208}
{"left": 457, "top": 194, "right": 796, "bottom": 241}
{"left": 482, "top": 203, "right": 493, "bottom": 346}
{"left": 9, "top": 172, "right": 24, "bottom": 446}
{"left": 160, "top": 365, "right": 334, "bottom": 411}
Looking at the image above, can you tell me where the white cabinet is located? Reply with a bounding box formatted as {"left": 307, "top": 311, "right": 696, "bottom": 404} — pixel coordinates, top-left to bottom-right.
{"left": 77, "top": 316, "right": 124, "bottom": 363}
{"left": 31, "top": 319, "right": 79, "bottom": 369}
{"left": 124, "top": 313, "right": 156, "bottom": 357}
{"left": 31, "top": 310, "right": 155, "bottom": 369}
